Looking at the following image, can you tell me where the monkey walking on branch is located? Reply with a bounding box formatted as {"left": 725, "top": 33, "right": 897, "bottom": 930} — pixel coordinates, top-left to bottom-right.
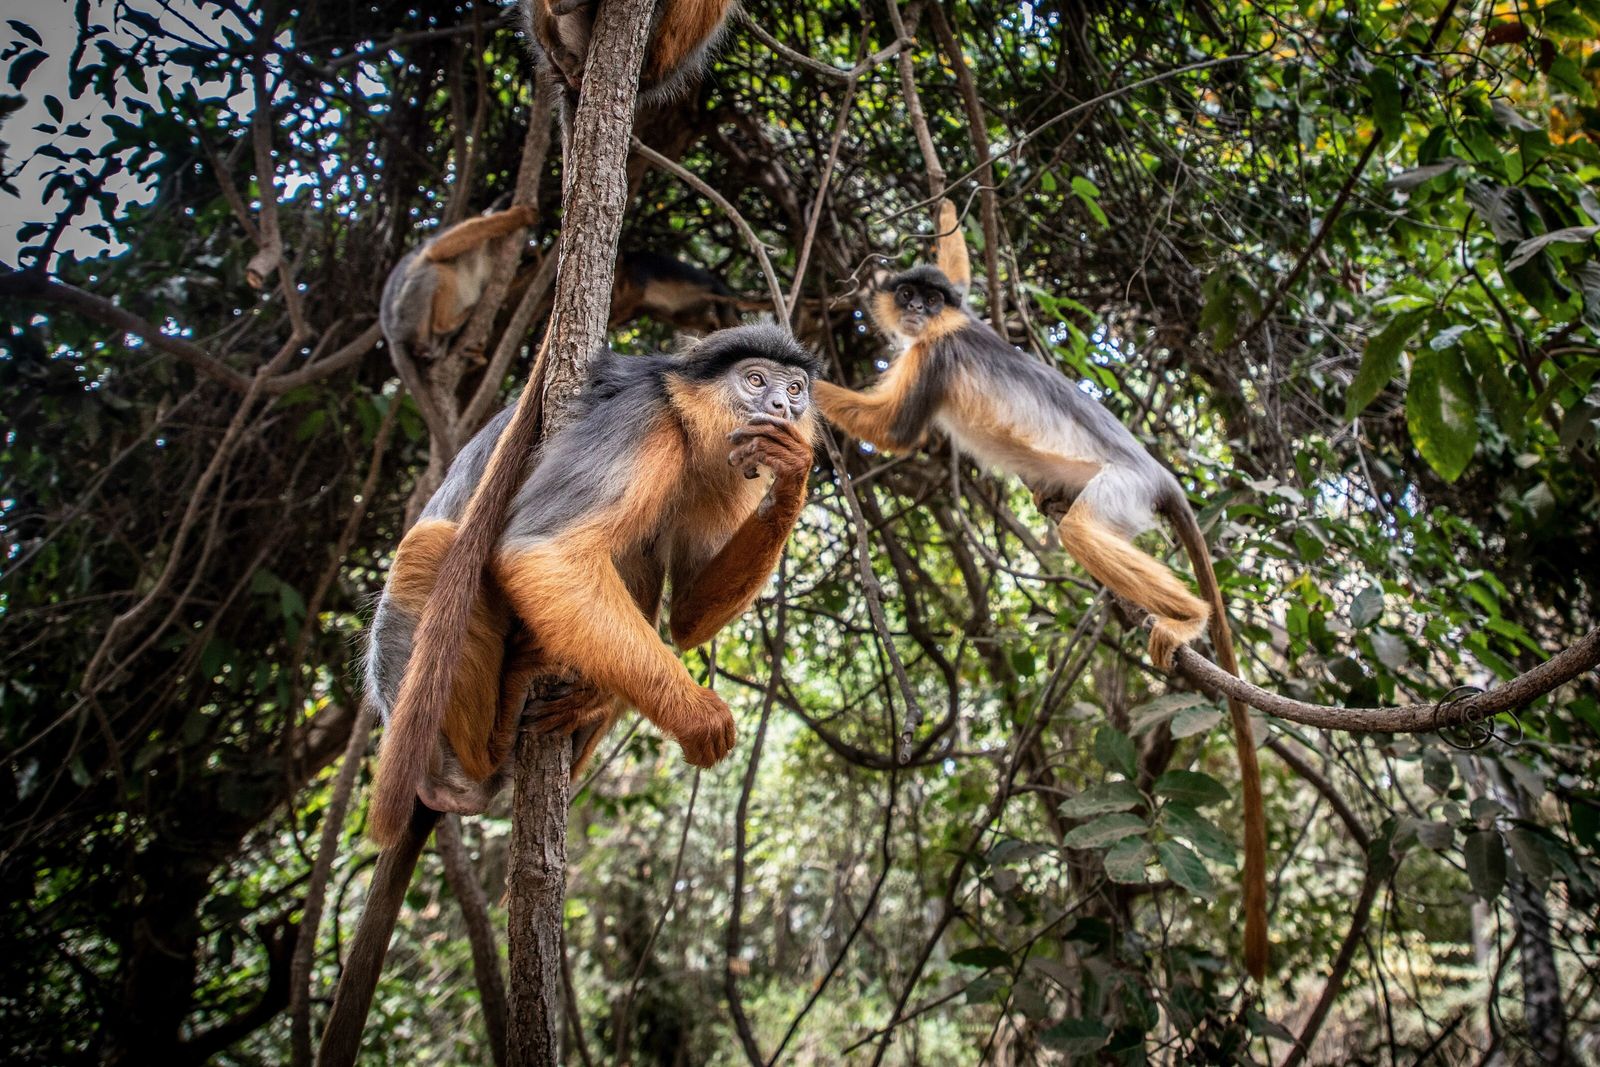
{"left": 813, "top": 201, "right": 1269, "bottom": 981}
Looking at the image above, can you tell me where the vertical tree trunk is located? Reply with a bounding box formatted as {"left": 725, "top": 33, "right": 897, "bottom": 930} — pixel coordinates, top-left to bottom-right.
{"left": 504, "top": 0, "right": 654, "bottom": 1064}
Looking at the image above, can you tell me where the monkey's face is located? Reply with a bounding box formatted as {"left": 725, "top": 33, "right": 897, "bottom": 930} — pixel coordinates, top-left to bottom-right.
{"left": 728, "top": 358, "right": 811, "bottom": 423}
{"left": 872, "top": 266, "right": 963, "bottom": 343}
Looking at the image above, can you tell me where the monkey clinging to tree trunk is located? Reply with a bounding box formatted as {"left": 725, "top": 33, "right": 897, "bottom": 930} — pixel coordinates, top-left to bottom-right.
{"left": 812, "top": 200, "right": 1269, "bottom": 982}
{"left": 365, "top": 324, "right": 821, "bottom": 847}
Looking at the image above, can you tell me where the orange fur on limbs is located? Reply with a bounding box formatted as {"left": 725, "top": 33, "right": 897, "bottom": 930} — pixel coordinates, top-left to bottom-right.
{"left": 813, "top": 201, "right": 1269, "bottom": 982}
{"left": 364, "top": 325, "right": 821, "bottom": 846}
{"left": 521, "top": 0, "right": 734, "bottom": 107}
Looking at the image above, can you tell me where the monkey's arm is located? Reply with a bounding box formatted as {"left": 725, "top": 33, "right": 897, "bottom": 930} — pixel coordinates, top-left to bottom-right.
{"left": 814, "top": 349, "right": 946, "bottom": 452}
{"left": 669, "top": 416, "right": 812, "bottom": 648}
{"left": 424, "top": 205, "right": 536, "bottom": 263}
{"left": 492, "top": 429, "right": 734, "bottom": 766}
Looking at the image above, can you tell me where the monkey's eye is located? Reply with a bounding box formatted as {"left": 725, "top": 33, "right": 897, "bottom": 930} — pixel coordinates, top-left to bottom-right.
{"left": 746, "top": 371, "right": 765, "bottom": 388}
{"left": 925, "top": 291, "right": 944, "bottom": 310}
{"left": 897, "top": 285, "right": 916, "bottom": 304}
{"left": 787, "top": 380, "right": 802, "bottom": 397}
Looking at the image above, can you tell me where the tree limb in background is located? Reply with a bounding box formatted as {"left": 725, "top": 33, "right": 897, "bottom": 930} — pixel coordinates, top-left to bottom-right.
{"left": 1172, "top": 629, "right": 1599, "bottom": 733}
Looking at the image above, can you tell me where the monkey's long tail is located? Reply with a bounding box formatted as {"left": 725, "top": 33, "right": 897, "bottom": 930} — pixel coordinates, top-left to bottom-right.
{"left": 1167, "top": 497, "right": 1269, "bottom": 982}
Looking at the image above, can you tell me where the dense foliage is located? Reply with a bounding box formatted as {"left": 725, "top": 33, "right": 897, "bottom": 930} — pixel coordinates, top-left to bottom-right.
{"left": 2, "top": 0, "right": 1598, "bottom": 1063}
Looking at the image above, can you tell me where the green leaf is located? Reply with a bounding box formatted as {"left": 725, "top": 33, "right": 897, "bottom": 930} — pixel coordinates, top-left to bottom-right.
{"left": 1504, "top": 225, "right": 1600, "bottom": 271}
{"left": 1130, "top": 692, "right": 1208, "bottom": 735}
{"left": 1104, "top": 840, "right": 1153, "bottom": 883}
{"left": 1071, "top": 175, "right": 1108, "bottom": 226}
{"left": 1093, "top": 726, "right": 1137, "bottom": 778}
{"left": 1351, "top": 585, "right": 1383, "bottom": 627}
{"left": 1161, "top": 803, "right": 1238, "bottom": 865}
{"left": 1506, "top": 826, "right": 1553, "bottom": 891}
{"left": 1156, "top": 840, "right": 1214, "bottom": 894}
{"left": 1464, "top": 830, "right": 1507, "bottom": 901}
{"left": 1062, "top": 813, "right": 1148, "bottom": 849}
{"left": 1422, "top": 748, "right": 1454, "bottom": 793}
{"left": 1406, "top": 347, "right": 1480, "bottom": 481}
{"left": 1153, "top": 770, "right": 1231, "bottom": 807}
{"left": 951, "top": 946, "right": 1011, "bottom": 968}
{"left": 1346, "top": 308, "right": 1428, "bottom": 418}
{"left": 1367, "top": 69, "right": 1403, "bottom": 140}
{"left": 1059, "top": 781, "right": 1144, "bottom": 818}
{"left": 1040, "top": 1018, "right": 1110, "bottom": 1055}
{"left": 1171, "top": 706, "right": 1223, "bottom": 739}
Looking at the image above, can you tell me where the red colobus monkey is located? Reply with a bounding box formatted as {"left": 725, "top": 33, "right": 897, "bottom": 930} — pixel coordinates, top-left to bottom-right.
{"left": 813, "top": 201, "right": 1268, "bottom": 981}
{"left": 522, "top": 0, "right": 735, "bottom": 106}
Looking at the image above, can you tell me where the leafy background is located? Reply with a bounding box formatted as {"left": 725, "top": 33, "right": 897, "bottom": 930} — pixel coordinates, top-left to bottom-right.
{"left": 1, "top": 0, "right": 1598, "bottom": 1063}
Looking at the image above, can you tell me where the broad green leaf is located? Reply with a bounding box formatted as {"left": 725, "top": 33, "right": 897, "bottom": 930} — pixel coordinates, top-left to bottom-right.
{"left": 1104, "top": 840, "right": 1153, "bottom": 883}
{"left": 1406, "top": 348, "right": 1480, "bottom": 481}
{"left": 1351, "top": 585, "right": 1383, "bottom": 627}
{"left": 1368, "top": 70, "right": 1403, "bottom": 139}
{"left": 1171, "top": 705, "right": 1223, "bottom": 739}
{"left": 1130, "top": 692, "right": 1208, "bottom": 735}
{"left": 1040, "top": 1018, "right": 1110, "bottom": 1055}
{"left": 951, "top": 946, "right": 1011, "bottom": 968}
{"left": 1506, "top": 826, "right": 1553, "bottom": 891}
{"left": 1370, "top": 629, "right": 1409, "bottom": 670}
{"left": 1161, "top": 803, "right": 1237, "bottom": 865}
{"left": 1062, "top": 813, "right": 1148, "bottom": 849}
{"left": 1093, "top": 726, "right": 1137, "bottom": 778}
{"left": 1059, "top": 781, "right": 1144, "bottom": 818}
{"left": 1422, "top": 748, "right": 1454, "bottom": 793}
{"left": 1505, "top": 225, "right": 1600, "bottom": 271}
{"left": 1346, "top": 307, "right": 1428, "bottom": 418}
{"left": 1156, "top": 840, "right": 1214, "bottom": 894}
{"left": 1464, "top": 830, "right": 1507, "bottom": 901}
{"left": 1153, "top": 770, "right": 1231, "bottom": 807}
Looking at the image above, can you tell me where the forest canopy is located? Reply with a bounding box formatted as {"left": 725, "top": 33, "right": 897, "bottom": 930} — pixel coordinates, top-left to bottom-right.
{"left": 2, "top": 0, "right": 1599, "bottom": 1063}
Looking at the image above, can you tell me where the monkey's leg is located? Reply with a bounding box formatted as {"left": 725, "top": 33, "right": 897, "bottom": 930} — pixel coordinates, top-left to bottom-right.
{"left": 493, "top": 542, "right": 737, "bottom": 767}
{"left": 316, "top": 801, "right": 439, "bottom": 1067}
{"left": 1056, "top": 500, "right": 1209, "bottom": 668}
{"left": 645, "top": 0, "right": 732, "bottom": 86}
{"left": 422, "top": 205, "right": 536, "bottom": 263}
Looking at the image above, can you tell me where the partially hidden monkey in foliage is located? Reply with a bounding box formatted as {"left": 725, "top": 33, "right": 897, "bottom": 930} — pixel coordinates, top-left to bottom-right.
{"left": 378, "top": 204, "right": 536, "bottom": 439}
{"left": 812, "top": 201, "right": 1269, "bottom": 981}
{"left": 610, "top": 250, "right": 765, "bottom": 333}
{"left": 365, "top": 324, "right": 820, "bottom": 844}
{"left": 522, "top": 0, "right": 735, "bottom": 105}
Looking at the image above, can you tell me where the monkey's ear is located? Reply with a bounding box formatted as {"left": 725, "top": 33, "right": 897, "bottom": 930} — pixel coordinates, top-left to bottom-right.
{"left": 934, "top": 199, "right": 971, "bottom": 296}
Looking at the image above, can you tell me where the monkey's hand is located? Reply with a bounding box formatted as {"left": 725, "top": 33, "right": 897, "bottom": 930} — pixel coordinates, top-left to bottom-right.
{"left": 728, "top": 414, "right": 813, "bottom": 486}
{"left": 670, "top": 686, "right": 738, "bottom": 767}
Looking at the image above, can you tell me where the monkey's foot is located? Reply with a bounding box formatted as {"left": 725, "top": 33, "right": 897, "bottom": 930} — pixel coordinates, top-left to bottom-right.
{"left": 522, "top": 678, "right": 606, "bottom": 736}
{"left": 417, "top": 773, "right": 497, "bottom": 816}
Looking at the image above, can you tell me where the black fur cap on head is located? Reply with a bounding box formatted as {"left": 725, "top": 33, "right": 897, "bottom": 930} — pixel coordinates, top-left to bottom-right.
{"left": 672, "top": 323, "right": 824, "bottom": 382}
{"left": 579, "top": 324, "right": 824, "bottom": 407}
{"left": 882, "top": 264, "right": 965, "bottom": 308}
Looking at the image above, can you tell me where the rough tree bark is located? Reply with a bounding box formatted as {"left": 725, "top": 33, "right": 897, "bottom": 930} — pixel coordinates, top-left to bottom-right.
{"left": 504, "top": 1, "right": 654, "bottom": 1064}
